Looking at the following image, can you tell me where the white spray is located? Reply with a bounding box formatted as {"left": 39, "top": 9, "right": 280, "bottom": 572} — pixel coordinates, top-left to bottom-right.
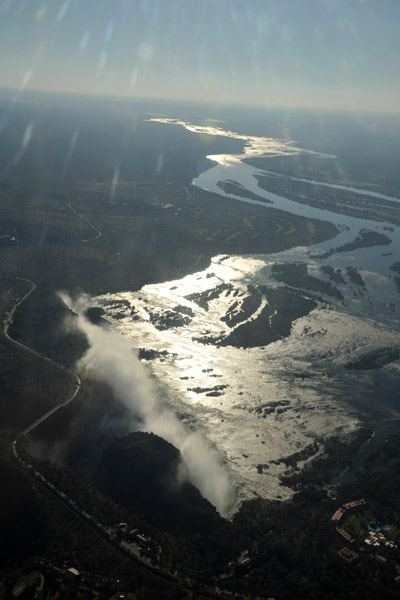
{"left": 60, "top": 292, "right": 238, "bottom": 518}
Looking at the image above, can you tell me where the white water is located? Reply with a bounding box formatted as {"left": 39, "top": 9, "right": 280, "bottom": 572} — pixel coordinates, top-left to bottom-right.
{"left": 95, "top": 119, "right": 400, "bottom": 504}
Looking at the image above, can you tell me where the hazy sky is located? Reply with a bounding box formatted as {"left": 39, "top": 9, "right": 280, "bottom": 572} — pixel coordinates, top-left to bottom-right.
{"left": 0, "top": 0, "right": 399, "bottom": 112}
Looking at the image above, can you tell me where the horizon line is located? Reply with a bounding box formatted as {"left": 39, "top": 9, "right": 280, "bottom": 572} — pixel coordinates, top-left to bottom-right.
{"left": 1, "top": 85, "right": 399, "bottom": 117}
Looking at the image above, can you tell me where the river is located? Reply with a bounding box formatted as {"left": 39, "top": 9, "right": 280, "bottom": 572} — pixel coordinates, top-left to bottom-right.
{"left": 95, "top": 118, "right": 400, "bottom": 503}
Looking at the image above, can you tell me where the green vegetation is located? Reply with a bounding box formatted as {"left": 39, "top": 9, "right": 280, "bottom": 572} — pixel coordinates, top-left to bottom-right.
{"left": 338, "top": 433, "right": 400, "bottom": 513}
{"left": 0, "top": 335, "right": 73, "bottom": 431}
{"left": 1, "top": 437, "right": 186, "bottom": 600}
{"left": 148, "top": 308, "right": 192, "bottom": 330}
{"left": 394, "top": 276, "right": 400, "bottom": 294}
{"left": 245, "top": 147, "right": 400, "bottom": 200}
{"left": 16, "top": 434, "right": 238, "bottom": 582}
{"left": 0, "top": 433, "right": 47, "bottom": 565}
{"left": 188, "top": 282, "right": 318, "bottom": 348}
{"left": 390, "top": 261, "right": 400, "bottom": 274}
{"left": 389, "top": 263, "right": 400, "bottom": 294}
{"left": 279, "top": 440, "right": 321, "bottom": 469}
{"left": 321, "top": 265, "right": 346, "bottom": 284}
{"left": 221, "top": 284, "right": 262, "bottom": 327}
{"left": 218, "top": 285, "right": 318, "bottom": 348}
{"left": 0, "top": 176, "right": 337, "bottom": 367}
{"left": 316, "top": 229, "right": 391, "bottom": 259}
{"left": 7, "top": 419, "right": 400, "bottom": 599}
{"left": 0, "top": 177, "right": 337, "bottom": 295}
{"left": 254, "top": 171, "right": 400, "bottom": 225}
{"left": 138, "top": 348, "right": 174, "bottom": 361}
{"left": 271, "top": 262, "right": 343, "bottom": 299}
{"left": 188, "top": 384, "right": 228, "bottom": 396}
{"left": 216, "top": 179, "right": 272, "bottom": 203}
{"left": 186, "top": 283, "right": 233, "bottom": 311}
{"left": 280, "top": 428, "right": 373, "bottom": 490}
{"left": 346, "top": 346, "right": 400, "bottom": 370}
{"left": 95, "top": 432, "right": 222, "bottom": 535}
{"left": 346, "top": 266, "right": 365, "bottom": 287}
{"left": 1, "top": 156, "right": 399, "bottom": 597}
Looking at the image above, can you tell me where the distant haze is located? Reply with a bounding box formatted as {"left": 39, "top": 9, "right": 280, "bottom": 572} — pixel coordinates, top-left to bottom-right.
{"left": 0, "top": 0, "right": 399, "bottom": 113}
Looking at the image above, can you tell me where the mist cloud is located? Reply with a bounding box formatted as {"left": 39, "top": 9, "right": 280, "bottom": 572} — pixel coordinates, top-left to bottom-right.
{"left": 60, "top": 292, "right": 238, "bottom": 518}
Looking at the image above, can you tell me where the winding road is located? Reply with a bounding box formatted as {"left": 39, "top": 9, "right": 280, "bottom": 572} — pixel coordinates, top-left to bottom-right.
{"left": 1, "top": 278, "right": 81, "bottom": 437}
{"left": 67, "top": 199, "right": 102, "bottom": 243}
{"left": 2, "top": 193, "right": 106, "bottom": 438}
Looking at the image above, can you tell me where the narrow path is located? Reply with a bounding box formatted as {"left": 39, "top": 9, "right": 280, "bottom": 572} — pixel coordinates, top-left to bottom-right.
{"left": 19, "top": 378, "right": 81, "bottom": 435}
{"left": 1, "top": 279, "right": 81, "bottom": 438}
{"left": 67, "top": 199, "right": 102, "bottom": 242}
{"left": 183, "top": 184, "right": 192, "bottom": 200}
{"left": 2, "top": 277, "right": 36, "bottom": 335}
